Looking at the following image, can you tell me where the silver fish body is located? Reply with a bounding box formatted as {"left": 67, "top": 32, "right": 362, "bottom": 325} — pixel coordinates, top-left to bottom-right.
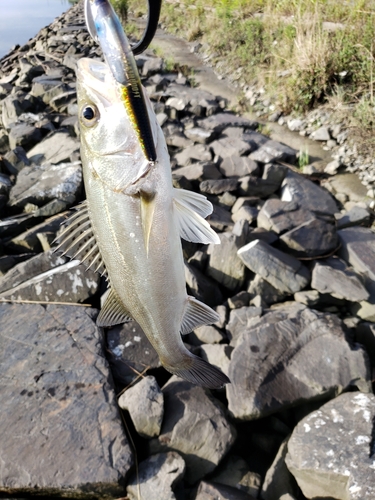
{"left": 57, "top": 58, "right": 230, "bottom": 389}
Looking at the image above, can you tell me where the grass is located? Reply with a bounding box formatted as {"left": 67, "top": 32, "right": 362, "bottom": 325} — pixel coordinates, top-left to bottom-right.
{"left": 123, "top": 0, "right": 375, "bottom": 149}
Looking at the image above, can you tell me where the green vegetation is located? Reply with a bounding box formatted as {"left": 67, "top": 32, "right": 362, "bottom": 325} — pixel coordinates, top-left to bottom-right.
{"left": 126, "top": 0, "right": 375, "bottom": 140}
{"left": 110, "top": 0, "right": 129, "bottom": 22}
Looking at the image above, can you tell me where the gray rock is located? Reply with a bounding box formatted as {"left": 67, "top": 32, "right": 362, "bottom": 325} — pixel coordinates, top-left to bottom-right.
{"left": 199, "top": 344, "right": 233, "bottom": 376}
{"left": 261, "top": 439, "right": 300, "bottom": 500}
{"left": 228, "top": 290, "right": 251, "bottom": 309}
{"left": 184, "top": 127, "right": 216, "bottom": 144}
{"left": 281, "top": 170, "right": 338, "bottom": 215}
{"left": 0, "top": 250, "right": 99, "bottom": 303}
{"left": 339, "top": 227, "right": 375, "bottom": 282}
{"left": 286, "top": 392, "right": 375, "bottom": 499}
{"left": 219, "top": 155, "right": 260, "bottom": 178}
{"left": 323, "top": 173, "right": 367, "bottom": 203}
{"left": 238, "top": 239, "right": 310, "bottom": 294}
{"left": 227, "top": 307, "right": 371, "bottom": 420}
{"left": 200, "top": 178, "right": 239, "bottom": 195}
{"left": 0, "top": 303, "right": 132, "bottom": 498}
{"left": 195, "top": 481, "right": 256, "bottom": 500}
{"left": 185, "top": 261, "right": 224, "bottom": 306}
{"left": 174, "top": 144, "right": 212, "bottom": 166}
{"left": 127, "top": 452, "right": 185, "bottom": 500}
{"left": 218, "top": 191, "right": 237, "bottom": 208}
{"left": 249, "top": 140, "right": 297, "bottom": 164}
{"left": 311, "top": 257, "right": 369, "bottom": 302}
{"left": 210, "top": 455, "right": 261, "bottom": 498}
{"left": 294, "top": 290, "right": 320, "bottom": 306}
{"left": 118, "top": 376, "right": 164, "bottom": 438}
{"left": 311, "top": 126, "right": 330, "bottom": 141}
{"left": 324, "top": 159, "right": 341, "bottom": 175}
{"left": 262, "top": 163, "right": 288, "bottom": 186}
{"left": 210, "top": 137, "right": 252, "bottom": 158}
{"left": 106, "top": 321, "right": 160, "bottom": 385}
{"left": 27, "top": 131, "right": 79, "bottom": 164}
{"left": 247, "top": 274, "right": 287, "bottom": 305}
{"left": 1, "top": 94, "right": 31, "bottom": 128}
{"left": 172, "top": 162, "right": 222, "bottom": 181}
{"left": 336, "top": 206, "right": 371, "bottom": 229}
{"left": 246, "top": 227, "right": 279, "bottom": 246}
{"left": 142, "top": 57, "right": 164, "bottom": 76}
{"left": 30, "top": 77, "right": 69, "bottom": 105}
{"left": 207, "top": 232, "right": 247, "bottom": 291}
{"left": 150, "top": 377, "right": 236, "bottom": 484}
{"left": 257, "top": 199, "right": 314, "bottom": 234}
{"left": 8, "top": 122, "right": 42, "bottom": 150}
{"left": 232, "top": 205, "right": 258, "bottom": 224}
{"left": 0, "top": 129, "right": 9, "bottom": 153}
{"left": 194, "top": 324, "right": 226, "bottom": 344}
{"left": 198, "top": 113, "right": 258, "bottom": 133}
{"left": 9, "top": 161, "right": 82, "bottom": 209}
{"left": 238, "top": 175, "right": 280, "bottom": 198}
{"left": 280, "top": 217, "right": 338, "bottom": 258}
{"left": 2, "top": 146, "right": 30, "bottom": 174}
{"left": 225, "top": 306, "right": 262, "bottom": 345}
{"left": 356, "top": 322, "right": 375, "bottom": 363}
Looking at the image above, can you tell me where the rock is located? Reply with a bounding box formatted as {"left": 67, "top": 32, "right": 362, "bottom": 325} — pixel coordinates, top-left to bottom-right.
{"left": 198, "top": 113, "right": 258, "bottom": 133}
{"left": 336, "top": 206, "right": 371, "bottom": 229}
{"left": 281, "top": 170, "right": 338, "bottom": 215}
{"left": 247, "top": 274, "right": 287, "bottom": 305}
{"left": 311, "top": 257, "right": 369, "bottom": 301}
{"left": 200, "top": 178, "right": 239, "bottom": 195}
{"left": 9, "top": 161, "right": 82, "bottom": 209}
{"left": 294, "top": 290, "right": 320, "bottom": 306}
{"left": 356, "top": 322, "right": 375, "bottom": 363}
{"left": 232, "top": 205, "right": 258, "bottom": 224}
{"left": 185, "top": 261, "right": 224, "bottom": 306}
{"left": 0, "top": 303, "right": 132, "bottom": 498}
{"left": 323, "top": 173, "right": 368, "bottom": 203}
{"left": 1, "top": 146, "right": 30, "bottom": 175}
{"left": 27, "top": 131, "right": 79, "bottom": 165}
{"left": 210, "top": 202, "right": 236, "bottom": 230}
{"left": 324, "top": 159, "right": 341, "bottom": 175}
{"left": 200, "top": 344, "right": 232, "bottom": 376}
{"left": 0, "top": 250, "right": 100, "bottom": 303}
{"left": 246, "top": 227, "right": 279, "bottom": 246}
{"left": 184, "top": 127, "right": 216, "bottom": 144}
{"left": 174, "top": 144, "right": 212, "bottom": 166}
{"left": 206, "top": 231, "right": 247, "bottom": 291}
{"left": 261, "top": 439, "right": 300, "bottom": 500}
{"left": 311, "top": 126, "right": 330, "bottom": 141}
{"left": 262, "top": 162, "right": 288, "bottom": 186}
{"left": 238, "top": 239, "right": 310, "bottom": 294}
{"left": 195, "top": 481, "right": 256, "bottom": 500}
{"left": 339, "top": 227, "right": 375, "bottom": 282}
{"left": 226, "top": 306, "right": 371, "bottom": 420}
{"left": 150, "top": 377, "right": 236, "bottom": 484}
{"left": 210, "top": 455, "right": 261, "bottom": 498}
{"left": 1, "top": 94, "right": 31, "bottom": 128}
{"left": 350, "top": 300, "right": 375, "bottom": 322}
{"left": 285, "top": 392, "right": 375, "bottom": 499}
{"left": 257, "top": 199, "right": 314, "bottom": 234}
{"left": 219, "top": 155, "right": 260, "bottom": 178}
{"left": 228, "top": 290, "right": 251, "bottom": 309}
{"left": 249, "top": 140, "right": 297, "bottom": 164}
{"left": 172, "top": 161, "right": 222, "bottom": 181}
{"left": 238, "top": 176, "right": 280, "bottom": 198}
{"left": 0, "top": 129, "right": 9, "bottom": 153}
{"left": 280, "top": 217, "right": 338, "bottom": 258}
{"left": 194, "top": 324, "right": 226, "bottom": 344}
{"left": 210, "top": 137, "right": 252, "bottom": 158}
{"left": 127, "top": 452, "right": 185, "bottom": 500}
{"left": 218, "top": 191, "right": 237, "bottom": 208}
{"left": 118, "top": 376, "right": 164, "bottom": 438}
{"left": 8, "top": 122, "right": 42, "bottom": 150}
{"left": 225, "top": 306, "right": 262, "bottom": 345}
{"left": 106, "top": 321, "right": 160, "bottom": 386}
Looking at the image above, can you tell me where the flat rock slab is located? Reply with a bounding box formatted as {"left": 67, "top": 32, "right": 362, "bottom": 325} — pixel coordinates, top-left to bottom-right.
{"left": 339, "top": 227, "right": 375, "bottom": 282}
{"left": 249, "top": 139, "right": 297, "bottom": 164}
{"left": 150, "top": 377, "right": 236, "bottom": 484}
{"left": 281, "top": 170, "right": 338, "bottom": 216}
{"left": 286, "top": 392, "right": 375, "bottom": 499}
{"left": 257, "top": 199, "right": 314, "bottom": 234}
{"left": 195, "top": 481, "right": 256, "bottom": 500}
{"left": 27, "top": 131, "right": 80, "bottom": 165}
{"left": 0, "top": 303, "right": 132, "bottom": 498}
{"left": 226, "top": 306, "right": 371, "bottom": 420}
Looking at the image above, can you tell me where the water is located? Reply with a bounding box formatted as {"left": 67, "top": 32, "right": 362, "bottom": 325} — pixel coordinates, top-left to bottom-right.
{"left": 0, "top": 0, "right": 76, "bottom": 59}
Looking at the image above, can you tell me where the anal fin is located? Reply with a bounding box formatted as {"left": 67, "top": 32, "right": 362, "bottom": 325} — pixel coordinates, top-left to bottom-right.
{"left": 180, "top": 296, "right": 219, "bottom": 335}
{"left": 97, "top": 288, "right": 133, "bottom": 327}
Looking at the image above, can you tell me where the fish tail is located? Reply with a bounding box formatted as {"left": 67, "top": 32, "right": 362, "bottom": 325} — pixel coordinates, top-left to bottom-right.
{"left": 163, "top": 354, "right": 230, "bottom": 389}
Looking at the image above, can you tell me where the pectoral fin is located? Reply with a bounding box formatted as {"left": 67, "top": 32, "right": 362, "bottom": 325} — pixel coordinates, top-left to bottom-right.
{"left": 97, "top": 288, "right": 133, "bottom": 327}
{"left": 54, "top": 201, "right": 107, "bottom": 276}
{"left": 140, "top": 191, "right": 156, "bottom": 256}
{"left": 173, "top": 189, "right": 220, "bottom": 245}
{"left": 180, "top": 296, "right": 220, "bottom": 335}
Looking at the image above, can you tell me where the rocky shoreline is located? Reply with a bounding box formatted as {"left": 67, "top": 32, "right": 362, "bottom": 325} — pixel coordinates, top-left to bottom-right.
{"left": 0, "top": 1, "right": 374, "bottom": 499}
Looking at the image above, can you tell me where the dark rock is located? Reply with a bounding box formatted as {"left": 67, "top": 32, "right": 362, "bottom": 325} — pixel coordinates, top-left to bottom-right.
{"left": 232, "top": 205, "right": 258, "bottom": 224}
{"left": 356, "top": 322, "right": 375, "bottom": 363}
{"left": 174, "top": 144, "right": 212, "bottom": 166}
{"left": 127, "top": 452, "right": 185, "bottom": 500}
{"left": 0, "top": 303, "right": 132, "bottom": 498}
{"left": 172, "top": 162, "right": 222, "bottom": 181}
{"left": 238, "top": 176, "right": 280, "bottom": 198}
{"left": 200, "top": 178, "right": 239, "bottom": 195}
{"left": 227, "top": 306, "right": 371, "bottom": 420}
{"left": 0, "top": 129, "right": 9, "bottom": 153}
{"left": 199, "top": 344, "right": 232, "bottom": 377}
{"left": 336, "top": 205, "right": 371, "bottom": 229}
{"left": 1, "top": 94, "right": 32, "bottom": 128}
{"left": 281, "top": 170, "right": 338, "bottom": 215}
{"left": 257, "top": 199, "right": 314, "bottom": 234}
{"left": 149, "top": 377, "right": 236, "bottom": 484}
{"left": 311, "top": 257, "right": 369, "bottom": 302}
{"left": 184, "top": 127, "right": 216, "bottom": 144}
{"left": 339, "top": 227, "right": 375, "bottom": 282}
{"left": 238, "top": 239, "right": 310, "bottom": 294}
{"left": 106, "top": 321, "right": 160, "bottom": 386}
{"left": 9, "top": 161, "right": 82, "bottom": 209}
{"left": 219, "top": 156, "right": 260, "bottom": 178}
{"left": 210, "top": 137, "right": 252, "bottom": 158}
{"left": 210, "top": 455, "right": 261, "bottom": 498}
{"left": 294, "top": 290, "right": 320, "bottom": 307}
{"left": 209, "top": 203, "right": 234, "bottom": 231}
{"left": 195, "top": 481, "right": 256, "bottom": 500}
{"left": 0, "top": 253, "right": 32, "bottom": 276}
{"left": 207, "top": 231, "right": 247, "bottom": 291}
{"left": 247, "top": 274, "right": 287, "bottom": 305}
{"left": 286, "top": 392, "right": 375, "bottom": 499}
{"left": 118, "top": 376, "right": 164, "bottom": 438}
{"left": 27, "top": 131, "right": 80, "bottom": 164}
{"left": 249, "top": 140, "right": 297, "bottom": 164}
{"left": 185, "top": 261, "right": 224, "bottom": 306}
{"left": 8, "top": 122, "right": 42, "bottom": 150}
{"left": 246, "top": 227, "right": 278, "bottom": 246}
{"left": 262, "top": 163, "right": 288, "bottom": 185}
{"left": 1, "top": 146, "right": 30, "bottom": 175}
{"left": 280, "top": 217, "right": 338, "bottom": 258}
{"left": 198, "top": 113, "right": 258, "bottom": 133}
{"left": 225, "top": 306, "right": 262, "bottom": 345}
{"left": 323, "top": 173, "right": 367, "bottom": 203}
{"left": 228, "top": 290, "right": 251, "bottom": 309}
{"left": 30, "top": 77, "right": 69, "bottom": 105}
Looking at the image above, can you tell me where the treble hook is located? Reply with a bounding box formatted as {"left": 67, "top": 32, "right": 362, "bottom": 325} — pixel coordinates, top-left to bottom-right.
{"left": 84, "top": 0, "right": 162, "bottom": 55}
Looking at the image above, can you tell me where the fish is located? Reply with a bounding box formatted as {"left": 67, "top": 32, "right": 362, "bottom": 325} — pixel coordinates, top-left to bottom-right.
{"left": 55, "top": 0, "right": 230, "bottom": 389}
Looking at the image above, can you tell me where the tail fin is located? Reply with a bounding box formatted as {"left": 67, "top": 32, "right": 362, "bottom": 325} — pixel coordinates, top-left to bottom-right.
{"left": 164, "top": 354, "right": 230, "bottom": 389}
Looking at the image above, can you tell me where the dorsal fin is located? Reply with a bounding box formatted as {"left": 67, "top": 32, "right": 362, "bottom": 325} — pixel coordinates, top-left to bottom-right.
{"left": 97, "top": 288, "right": 133, "bottom": 327}
{"left": 54, "top": 201, "right": 107, "bottom": 276}
{"left": 173, "top": 190, "right": 220, "bottom": 245}
{"left": 180, "top": 296, "right": 220, "bottom": 335}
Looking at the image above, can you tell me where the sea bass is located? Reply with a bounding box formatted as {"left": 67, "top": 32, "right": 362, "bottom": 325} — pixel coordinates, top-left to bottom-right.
{"left": 56, "top": 0, "right": 230, "bottom": 389}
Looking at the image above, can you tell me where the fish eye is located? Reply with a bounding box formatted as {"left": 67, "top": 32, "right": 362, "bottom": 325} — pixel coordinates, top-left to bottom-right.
{"left": 80, "top": 104, "right": 99, "bottom": 127}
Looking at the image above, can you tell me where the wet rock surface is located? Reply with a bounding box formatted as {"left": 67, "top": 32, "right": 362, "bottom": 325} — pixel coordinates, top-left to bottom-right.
{"left": 0, "top": 2, "right": 374, "bottom": 499}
